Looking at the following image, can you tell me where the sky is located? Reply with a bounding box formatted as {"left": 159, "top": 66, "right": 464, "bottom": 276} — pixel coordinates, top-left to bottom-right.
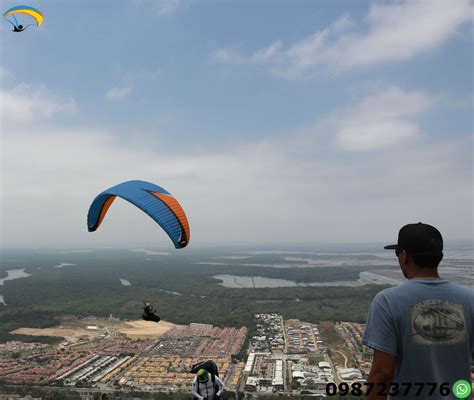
{"left": 0, "top": 0, "right": 473, "bottom": 249}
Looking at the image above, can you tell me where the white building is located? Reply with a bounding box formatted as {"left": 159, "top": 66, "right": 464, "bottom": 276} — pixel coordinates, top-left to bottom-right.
{"left": 86, "top": 325, "right": 99, "bottom": 330}
{"left": 339, "top": 368, "right": 364, "bottom": 381}
{"left": 318, "top": 361, "right": 331, "bottom": 370}
{"left": 190, "top": 322, "right": 213, "bottom": 329}
{"left": 273, "top": 359, "right": 284, "bottom": 389}
{"left": 244, "top": 353, "right": 256, "bottom": 373}
{"left": 245, "top": 377, "right": 258, "bottom": 391}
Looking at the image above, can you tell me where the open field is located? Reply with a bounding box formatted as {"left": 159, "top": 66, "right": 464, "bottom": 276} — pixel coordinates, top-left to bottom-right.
{"left": 319, "top": 321, "right": 354, "bottom": 368}
{"left": 117, "top": 320, "right": 175, "bottom": 339}
{"left": 10, "top": 327, "right": 101, "bottom": 342}
{"left": 10, "top": 318, "right": 176, "bottom": 342}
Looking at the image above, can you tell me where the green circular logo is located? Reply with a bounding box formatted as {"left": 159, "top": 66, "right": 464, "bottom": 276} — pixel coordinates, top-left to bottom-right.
{"left": 452, "top": 380, "right": 472, "bottom": 399}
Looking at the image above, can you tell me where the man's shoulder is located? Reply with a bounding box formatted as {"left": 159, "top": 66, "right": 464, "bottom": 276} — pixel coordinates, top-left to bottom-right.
{"left": 375, "top": 279, "right": 474, "bottom": 302}
{"left": 371, "top": 281, "right": 424, "bottom": 304}
{"left": 449, "top": 281, "right": 474, "bottom": 294}
{"left": 451, "top": 283, "right": 474, "bottom": 303}
{"left": 373, "top": 283, "right": 408, "bottom": 300}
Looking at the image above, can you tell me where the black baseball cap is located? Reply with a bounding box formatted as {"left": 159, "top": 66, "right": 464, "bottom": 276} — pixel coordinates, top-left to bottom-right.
{"left": 384, "top": 222, "right": 443, "bottom": 255}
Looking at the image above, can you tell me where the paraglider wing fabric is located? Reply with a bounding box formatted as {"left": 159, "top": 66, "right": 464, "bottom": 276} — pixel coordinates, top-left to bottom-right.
{"left": 87, "top": 180, "right": 189, "bottom": 249}
{"left": 150, "top": 192, "right": 190, "bottom": 248}
{"left": 3, "top": 6, "right": 44, "bottom": 26}
{"left": 88, "top": 194, "right": 116, "bottom": 232}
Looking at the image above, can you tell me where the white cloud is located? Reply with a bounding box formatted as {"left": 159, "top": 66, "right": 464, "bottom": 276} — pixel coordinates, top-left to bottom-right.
{"left": 104, "top": 87, "right": 132, "bottom": 101}
{"left": 213, "top": 0, "right": 473, "bottom": 79}
{"left": 212, "top": 48, "right": 240, "bottom": 64}
{"left": 0, "top": 84, "right": 471, "bottom": 247}
{"left": 213, "top": 41, "right": 283, "bottom": 64}
{"left": 335, "top": 87, "right": 435, "bottom": 151}
{"left": 129, "top": 0, "right": 181, "bottom": 16}
{"left": 0, "top": 85, "right": 76, "bottom": 123}
{"left": 336, "top": 120, "right": 418, "bottom": 151}
{"left": 155, "top": 0, "right": 181, "bottom": 16}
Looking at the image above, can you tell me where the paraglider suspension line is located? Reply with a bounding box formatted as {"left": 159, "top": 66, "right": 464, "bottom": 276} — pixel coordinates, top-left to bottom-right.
{"left": 5, "top": 14, "right": 34, "bottom": 31}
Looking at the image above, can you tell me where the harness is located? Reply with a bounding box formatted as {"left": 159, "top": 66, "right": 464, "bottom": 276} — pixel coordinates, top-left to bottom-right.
{"left": 196, "top": 375, "right": 217, "bottom": 399}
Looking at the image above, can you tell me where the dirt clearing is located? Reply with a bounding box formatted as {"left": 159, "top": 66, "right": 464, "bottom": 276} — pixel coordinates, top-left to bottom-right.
{"left": 117, "top": 320, "right": 176, "bottom": 339}
{"left": 10, "top": 318, "right": 176, "bottom": 342}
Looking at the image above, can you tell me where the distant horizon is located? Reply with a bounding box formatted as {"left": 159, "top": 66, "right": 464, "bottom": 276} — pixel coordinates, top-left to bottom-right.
{"left": 1, "top": 240, "right": 473, "bottom": 253}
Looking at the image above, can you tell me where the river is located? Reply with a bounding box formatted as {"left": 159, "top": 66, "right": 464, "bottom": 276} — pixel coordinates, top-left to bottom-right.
{"left": 0, "top": 269, "right": 33, "bottom": 306}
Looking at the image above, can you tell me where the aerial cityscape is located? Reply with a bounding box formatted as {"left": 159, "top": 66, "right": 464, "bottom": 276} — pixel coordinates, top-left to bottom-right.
{"left": 0, "top": 312, "right": 373, "bottom": 398}
{"left": 0, "top": 247, "right": 473, "bottom": 398}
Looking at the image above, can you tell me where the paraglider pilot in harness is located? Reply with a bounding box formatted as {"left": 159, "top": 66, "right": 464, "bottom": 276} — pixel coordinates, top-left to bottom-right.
{"left": 191, "top": 361, "right": 224, "bottom": 400}
{"left": 141, "top": 301, "right": 160, "bottom": 323}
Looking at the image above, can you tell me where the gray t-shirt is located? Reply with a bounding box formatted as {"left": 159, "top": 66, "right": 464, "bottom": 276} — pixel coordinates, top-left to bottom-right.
{"left": 363, "top": 278, "right": 474, "bottom": 399}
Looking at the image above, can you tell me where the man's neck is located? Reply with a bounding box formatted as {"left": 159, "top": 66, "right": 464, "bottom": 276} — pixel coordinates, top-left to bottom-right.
{"left": 409, "top": 268, "right": 440, "bottom": 279}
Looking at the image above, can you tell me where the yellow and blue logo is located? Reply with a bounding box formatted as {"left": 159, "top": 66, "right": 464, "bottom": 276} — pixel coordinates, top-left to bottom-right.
{"left": 3, "top": 5, "right": 43, "bottom": 32}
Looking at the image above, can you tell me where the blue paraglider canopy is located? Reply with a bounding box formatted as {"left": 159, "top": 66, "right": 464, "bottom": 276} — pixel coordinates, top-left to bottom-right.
{"left": 87, "top": 180, "right": 190, "bottom": 249}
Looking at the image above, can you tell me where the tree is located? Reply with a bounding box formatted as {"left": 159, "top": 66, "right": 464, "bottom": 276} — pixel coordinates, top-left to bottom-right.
{"left": 305, "top": 379, "right": 316, "bottom": 390}
{"left": 290, "top": 380, "right": 300, "bottom": 390}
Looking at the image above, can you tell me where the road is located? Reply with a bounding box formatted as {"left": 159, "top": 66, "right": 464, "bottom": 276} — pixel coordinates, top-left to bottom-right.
{"left": 335, "top": 350, "right": 348, "bottom": 368}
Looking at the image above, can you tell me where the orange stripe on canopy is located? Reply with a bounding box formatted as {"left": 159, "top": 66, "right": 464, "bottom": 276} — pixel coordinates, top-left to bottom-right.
{"left": 152, "top": 192, "right": 190, "bottom": 244}
{"left": 96, "top": 196, "right": 116, "bottom": 230}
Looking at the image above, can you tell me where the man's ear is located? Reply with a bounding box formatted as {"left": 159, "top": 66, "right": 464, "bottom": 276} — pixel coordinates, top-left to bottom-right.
{"left": 399, "top": 250, "right": 409, "bottom": 266}
{"left": 398, "top": 251, "right": 409, "bottom": 276}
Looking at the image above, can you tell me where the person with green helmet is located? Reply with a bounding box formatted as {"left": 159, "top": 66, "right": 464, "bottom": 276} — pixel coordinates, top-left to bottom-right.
{"left": 192, "top": 368, "right": 224, "bottom": 400}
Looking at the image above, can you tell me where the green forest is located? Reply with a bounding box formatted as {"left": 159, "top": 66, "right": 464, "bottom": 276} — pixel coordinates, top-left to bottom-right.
{"left": 0, "top": 249, "right": 391, "bottom": 342}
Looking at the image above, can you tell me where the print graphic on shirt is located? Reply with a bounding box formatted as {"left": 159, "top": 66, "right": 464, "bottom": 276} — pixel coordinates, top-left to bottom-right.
{"left": 411, "top": 300, "right": 466, "bottom": 345}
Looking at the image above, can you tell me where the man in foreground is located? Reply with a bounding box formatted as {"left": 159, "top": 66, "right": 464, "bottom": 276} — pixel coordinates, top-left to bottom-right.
{"left": 192, "top": 368, "right": 225, "bottom": 400}
{"left": 363, "top": 222, "right": 473, "bottom": 399}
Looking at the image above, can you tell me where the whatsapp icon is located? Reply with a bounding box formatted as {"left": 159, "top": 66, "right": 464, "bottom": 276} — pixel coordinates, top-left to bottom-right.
{"left": 452, "top": 380, "right": 472, "bottom": 399}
